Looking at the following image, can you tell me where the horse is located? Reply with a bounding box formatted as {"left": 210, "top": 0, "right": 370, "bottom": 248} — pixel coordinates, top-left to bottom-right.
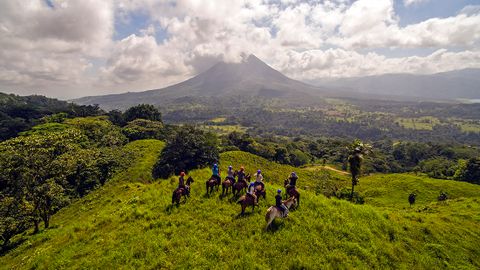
{"left": 222, "top": 171, "right": 238, "bottom": 196}
{"left": 237, "top": 193, "right": 258, "bottom": 215}
{"left": 232, "top": 174, "right": 251, "bottom": 196}
{"left": 172, "top": 176, "right": 194, "bottom": 205}
{"left": 255, "top": 184, "right": 266, "bottom": 201}
{"left": 284, "top": 179, "right": 300, "bottom": 206}
{"left": 206, "top": 175, "right": 221, "bottom": 195}
{"left": 265, "top": 196, "right": 297, "bottom": 230}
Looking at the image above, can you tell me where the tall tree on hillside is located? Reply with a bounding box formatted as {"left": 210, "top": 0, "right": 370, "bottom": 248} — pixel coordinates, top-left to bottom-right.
{"left": 347, "top": 140, "right": 371, "bottom": 202}
{"left": 152, "top": 126, "right": 219, "bottom": 179}
{"left": 124, "top": 104, "right": 162, "bottom": 123}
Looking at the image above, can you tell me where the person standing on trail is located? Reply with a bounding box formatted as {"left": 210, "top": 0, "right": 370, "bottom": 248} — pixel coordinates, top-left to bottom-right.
{"left": 276, "top": 189, "right": 288, "bottom": 217}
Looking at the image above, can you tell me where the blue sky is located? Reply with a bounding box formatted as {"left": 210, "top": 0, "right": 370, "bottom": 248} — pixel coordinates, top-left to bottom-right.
{"left": 1, "top": 0, "right": 480, "bottom": 98}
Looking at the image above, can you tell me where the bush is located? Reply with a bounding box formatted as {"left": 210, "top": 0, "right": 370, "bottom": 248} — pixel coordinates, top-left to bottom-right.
{"left": 152, "top": 126, "right": 219, "bottom": 179}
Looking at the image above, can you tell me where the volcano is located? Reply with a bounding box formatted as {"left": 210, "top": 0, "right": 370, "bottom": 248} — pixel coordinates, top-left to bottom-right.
{"left": 74, "top": 55, "right": 328, "bottom": 110}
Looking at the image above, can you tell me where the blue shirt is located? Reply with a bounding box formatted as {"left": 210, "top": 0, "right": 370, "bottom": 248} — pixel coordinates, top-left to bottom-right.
{"left": 212, "top": 166, "right": 219, "bottom": 176}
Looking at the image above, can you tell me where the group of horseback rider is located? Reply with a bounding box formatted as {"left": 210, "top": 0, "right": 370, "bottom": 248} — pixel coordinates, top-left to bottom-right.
{"left": 174, "top": 164, "right": 298, "bottom": 216}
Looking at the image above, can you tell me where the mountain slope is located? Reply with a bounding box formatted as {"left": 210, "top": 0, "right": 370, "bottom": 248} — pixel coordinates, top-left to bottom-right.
{"left": 310, "top": 68, "right": 480, "bottom": 101}
{"left": 73, "top": 55, "right": 329, "bottom": 110}
{"left": 2, "top": 141, "right": 480, "bottom": 269}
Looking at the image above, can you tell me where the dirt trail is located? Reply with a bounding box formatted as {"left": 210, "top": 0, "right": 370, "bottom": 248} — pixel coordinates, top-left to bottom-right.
{"left": 304, "top": 165, "right": 350, "bottom": 175}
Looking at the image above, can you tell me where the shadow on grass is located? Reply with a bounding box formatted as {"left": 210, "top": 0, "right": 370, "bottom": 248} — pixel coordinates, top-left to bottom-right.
{"left": 0, "top": 238, "right": 27, "bottom": 256}
{"left": 234, "top": 212, "right": 254, "bottom": 219}
{"left": 265, "top": 219, "right": 285, "bottom": 233}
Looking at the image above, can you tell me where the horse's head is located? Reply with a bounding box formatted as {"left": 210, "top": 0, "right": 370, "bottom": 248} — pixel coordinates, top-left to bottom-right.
{"left": 286, "top": 196, "right": 297, "bottom": 208}
{"left": 245, "top": 174, "right": 251, "bottom": 181}
{"left": 233, "top": 170, "right": 238, "bottom": 177}
{"left": 186, "top": 176, "right": 194, "bottom": 185}
{"left": 284, "top": 179, "right": 289, "bottom": 186}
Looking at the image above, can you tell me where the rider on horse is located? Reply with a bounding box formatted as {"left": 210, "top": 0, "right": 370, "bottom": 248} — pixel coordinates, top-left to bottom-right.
{"left": 276, "top": 189, "right": 289, "bottom": 217}
{"left": 237, "top": 166, "right": 246, "bottom": 182}
{"left": 226, "top": 165, "right": 236, "bottom": 184}
{"left": 247, "top": 181, "right": 258, "bottom": 206}
{"left": 286, "top": 172, "right": 298, "bottom": 193}
{"left": 254, "top": 169, "right": 265, "bottom": 190}
{"left": 177, "top": 171, "right": 189, "bottom": 195}
{"left": 212, "top": 163, "right": 221, "bottom": 185}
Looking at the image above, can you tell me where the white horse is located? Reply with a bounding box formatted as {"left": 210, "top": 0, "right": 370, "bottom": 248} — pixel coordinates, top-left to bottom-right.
{"left": 265, "top": 196, "right": 297, "bottom": 230}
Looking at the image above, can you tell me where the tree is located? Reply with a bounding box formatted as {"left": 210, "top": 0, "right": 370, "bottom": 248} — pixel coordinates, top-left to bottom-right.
{"left": 347, "top": 140, "right": 371, "bottom": 202}
{"left": 122, "top": 119, "right": 164, "bottom": 141}
{"left": 0, "top": 196, "right": 31, "bottom": 250}
{"left": 107, "top": 110, "right": 126, "bottom": 127}
{"left": 458, "top": 158, "right": 480, "bottom": 184}
{"left": 124, "top": 104, "right": 162, "bottom": 123}
{"left": 152, "top": 126, "right": 219, "bottom": 179}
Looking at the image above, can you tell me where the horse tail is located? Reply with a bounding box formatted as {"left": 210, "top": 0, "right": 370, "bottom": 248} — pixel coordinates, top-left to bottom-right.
{"left": 265, "top": 207, "right": 273, "bottom": 222}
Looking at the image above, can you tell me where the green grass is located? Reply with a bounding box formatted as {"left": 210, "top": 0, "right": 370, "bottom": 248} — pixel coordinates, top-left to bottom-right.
{"left": 201, "top": 125, "right": 247, "bottom": 134}
{"left": 458, "top": 123, "right": 480, "bottom": 133}
{"left": 2, "top": 141, "right": 480, "bottom": 269}
{"left": 395, "top": 117, "right": 441, "bottom": 131}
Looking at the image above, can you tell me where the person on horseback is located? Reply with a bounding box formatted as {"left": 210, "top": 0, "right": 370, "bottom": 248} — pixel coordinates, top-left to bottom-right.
{"left": 177, "top": 171, "right": 189, "bottom": 195}
{"left": 226, "top": 165, "right": 235, "bottom": 184}
{"left": 276, "top": 189, "right": 288, "bottom": 217}
{"left": 212, "top": 163, "right": 221, "bottom": 185}
{"left": 247, "top": 181, "right": 258, "bottom": 206}
{"left": 237, "top": 166, "right": 246, "bottom": 182}
{"left": 254, "top": 169, "right": 265, "bottom": 190}
{"left": 286, "top": 172, "right": 298, "bottom": 193}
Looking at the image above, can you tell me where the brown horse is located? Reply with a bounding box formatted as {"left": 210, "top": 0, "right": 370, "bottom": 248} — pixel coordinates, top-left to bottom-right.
{"left": 222, "top": 171, "right": 238, "bottom": 196}
{"left": 237, "top": 193, "right": 258, "bottom": 215}
{"left": 254, "top": 184, "right": 266, "bottom": 201}
{"left": 265, "top": 196, "right": 297, "bottom": 230}
{"left": 284, "top": 179, "right": 300, "bottom": 206}
{"left": 206, "top": 175, "right": 221, "bottom": 195}
{"left": 232, "top": 174, "right": 251, "bottom": 196}
{"left": 172, "top": 177, "right": 194, "bottom": 205}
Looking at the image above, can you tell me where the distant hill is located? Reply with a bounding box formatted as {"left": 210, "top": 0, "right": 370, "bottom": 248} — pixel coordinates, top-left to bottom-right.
{"left": 309, "top": 69, "right": 480, "bottom": 101}
{"left": 0, "top": 92, "right": 102, "bottom": 141}
{"left": 73, "top": 55, "right": 334, "bottom": 110}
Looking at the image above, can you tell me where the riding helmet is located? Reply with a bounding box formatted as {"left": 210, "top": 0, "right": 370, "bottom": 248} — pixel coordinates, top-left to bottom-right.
{"left": 257, "top": 169, "right": 261, "bottom": 174}
{"left": 277, "top": 189, "right": 282, "bottom": 193}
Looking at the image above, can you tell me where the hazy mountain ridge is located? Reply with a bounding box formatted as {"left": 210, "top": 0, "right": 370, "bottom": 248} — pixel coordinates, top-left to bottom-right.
{"left": 309, "top": 68, "right": 480, "bottom": 101}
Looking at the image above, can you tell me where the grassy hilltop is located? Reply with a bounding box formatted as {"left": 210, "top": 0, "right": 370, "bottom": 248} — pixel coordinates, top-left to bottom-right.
{"left": 2, "top": 139, "right": 480, "bottom": 269}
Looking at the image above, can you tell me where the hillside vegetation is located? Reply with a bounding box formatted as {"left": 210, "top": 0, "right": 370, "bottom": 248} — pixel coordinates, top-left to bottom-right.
{"left": 2, "top": 140, "right": 480, "bottom": 269}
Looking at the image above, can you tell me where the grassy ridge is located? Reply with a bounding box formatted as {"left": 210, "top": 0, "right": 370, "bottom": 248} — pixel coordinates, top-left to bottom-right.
{"left": 1, "top": 141, "right": 480, "bottom": 269}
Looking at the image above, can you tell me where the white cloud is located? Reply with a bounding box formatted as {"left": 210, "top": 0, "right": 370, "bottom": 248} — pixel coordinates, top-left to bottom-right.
{"left": 0, "top": 0, "right": 113, "bottom": 98}
{"left": 404, "top": 0, "right": 430, "bottom": 7}
{"left": 0, "top": 0, "right": 480, "bottom": 98}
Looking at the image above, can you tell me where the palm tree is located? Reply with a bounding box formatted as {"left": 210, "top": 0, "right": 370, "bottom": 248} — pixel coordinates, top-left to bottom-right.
{"left": 347, "top": 140, "right": 371, "bottom": 202}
